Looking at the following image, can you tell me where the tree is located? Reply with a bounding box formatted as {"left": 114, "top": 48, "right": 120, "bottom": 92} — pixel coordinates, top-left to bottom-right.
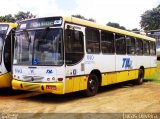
{"left": 132, "top": 28, "right": 139, "bottom": 31}
{"left": 0, "top": 14, "right": 15, "bottom": 22}
{"left": 0, "top": 11, "right": 36, "bottom": 22}
{"left": 72, "top": 14, "right": 96, "bottom": 22}
{"left": 14, "top": 11, "right": 36, "bottom": 22}
{"left": 106, "top": 22, "right": 126, "bottom": 30}
{"left": 88, "top": 18, "right": 96, "bottom": 22}
{"left": 140, "top": 5, "right": 160, "bottom": 31}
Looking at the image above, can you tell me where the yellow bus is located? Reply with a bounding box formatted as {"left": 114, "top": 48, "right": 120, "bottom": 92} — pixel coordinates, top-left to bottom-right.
{"left": 0, "top": 23, "right": 17, "bottom": 88}
{"left": 12, "top": 16, "right": 156, "bottom": 96}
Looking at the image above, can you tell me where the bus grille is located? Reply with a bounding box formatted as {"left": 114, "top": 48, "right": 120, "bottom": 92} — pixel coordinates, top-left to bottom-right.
{"left": 23, "top": 83, "right": 40, "bottom": 91}
{"left": 23, "top": 76, "right": 44, "bottom": 82}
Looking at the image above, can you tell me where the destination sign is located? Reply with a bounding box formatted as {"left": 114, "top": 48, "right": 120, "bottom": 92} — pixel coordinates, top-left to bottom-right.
{"left": 18, "top": 17, "right": 63, "bottom": 30}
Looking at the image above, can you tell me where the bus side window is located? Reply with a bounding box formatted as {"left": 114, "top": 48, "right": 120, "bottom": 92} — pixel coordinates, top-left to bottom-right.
{"left": 86, "top": 28, "right": 100, "bottom": 54}
{"left": 126, "top": 36, "right": 135, "bottom": 55}
{"left": 115, "top": 34, "right": 126, "bottom": 54}
{"left": 143, "top": 40, "right": 150, "bottom": 55}
{"left": 135, "top": 39, "right": 143, "bottom": 55}
{"left": 101, "top": 31, "right": 115, "bottom": 54}
{"left": 150, "top": 41, "right": 156, "bottom": 56}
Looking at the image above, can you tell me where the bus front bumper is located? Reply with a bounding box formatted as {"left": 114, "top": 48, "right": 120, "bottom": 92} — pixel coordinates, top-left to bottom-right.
{"left": 12, "top": 79, "right": 64, "bottom": 94}
{"left": 0, "top": 73, "right": 12, "bottom": 88}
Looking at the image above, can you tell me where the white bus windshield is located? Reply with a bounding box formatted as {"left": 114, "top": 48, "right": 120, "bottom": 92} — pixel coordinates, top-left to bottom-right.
{"left": 14, "top": 28, "right": 63, "bottom": 65}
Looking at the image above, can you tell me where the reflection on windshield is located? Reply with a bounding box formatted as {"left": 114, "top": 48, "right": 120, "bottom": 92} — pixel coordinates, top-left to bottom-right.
{"left": 14, "top": 28, "right": 63, "bottom": 65}
{"left": 14, "top": 31, "right": 34, "bottom": 65}
{"left": 33, "top": 29, "right": 63, "bottom": 65}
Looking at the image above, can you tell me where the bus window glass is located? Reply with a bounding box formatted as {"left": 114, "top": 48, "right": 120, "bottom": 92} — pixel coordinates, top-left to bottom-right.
{"left": 143, "top": 40, "right": 150, "bottom": 55}
{"left": 14, "top": 31, "right": 34, "bottom": 65}
{"left": 86, "top": 28, "right": 100, "bottom": 53}
{"left": 65, "top": 29, "right": 84, "bottom": 65}
{"left": 115, "top": 34, "right": 126, "bottom": 54}
{"left": 101, "top": 31, "right": 115, "bottom": 53}
{"left": 33, "top": 29, "right": 63, "bottom": 65}
{"left": 126, "top": 36, "right": 135, "bottom": 55}
{"left": 14, "top": 28, "right": 63, "bottom": 65}
{"left": 135, "top": 39, "right": 143, "bottom": 55}
{"left": 150, "top": 42, "right": 156, "bottom": 55}
{"left": 156, "top": 42, "right": 160, "bottom": 49}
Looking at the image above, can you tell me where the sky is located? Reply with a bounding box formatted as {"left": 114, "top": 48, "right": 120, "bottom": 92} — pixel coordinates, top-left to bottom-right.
{"left": 0, "top": 0, "right": 159, "bottom": 30}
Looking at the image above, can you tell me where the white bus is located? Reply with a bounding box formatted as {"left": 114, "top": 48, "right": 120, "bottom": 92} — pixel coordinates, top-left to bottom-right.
{"left": 12, "top": 16, "right": 156, "bottom": 96}
{"left": 0, "top": 23, "right": 17, "bottom": 88}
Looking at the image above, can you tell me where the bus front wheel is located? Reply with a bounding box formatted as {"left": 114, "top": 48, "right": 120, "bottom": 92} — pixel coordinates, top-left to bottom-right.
{"left": 83, "top": 74, "right": 99, "bottom": 97}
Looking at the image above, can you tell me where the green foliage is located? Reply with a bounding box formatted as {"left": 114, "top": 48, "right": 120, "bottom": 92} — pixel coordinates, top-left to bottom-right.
{"left": 72, "top": 14, "right": 96, "bottom": 22}
{"left": 14, "top": 11, "right": 36, "bottom": 22}
{"left": 0, "top": 14, "right": 15, "bottom": 22}
{"left": 144, "top": 61, "right": 160, "bottom": 83}
{"left": 132, "top": 28, "right": 139, "bottom": 31}
{"left": 88, "top": 18, "right": 96, "bottom": 22}
{"left": 106, "top": 22, "right": 126, "bottom": 30}
{"left": 0, "top": 11, "right": 36, "bottom": 22}
{"left": 140, "top": 5, "right": 160, "bottom": 31}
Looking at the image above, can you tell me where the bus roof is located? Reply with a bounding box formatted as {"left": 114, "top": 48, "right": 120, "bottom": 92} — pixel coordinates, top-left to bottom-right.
{"left": 18, "top": 16, "right": 156, "bottom": 42}
{"left": 63, "top": 16, "right": 156, "bottom": 42}
{"left": 0, "top": 22, "right": 17, "bottom": 28}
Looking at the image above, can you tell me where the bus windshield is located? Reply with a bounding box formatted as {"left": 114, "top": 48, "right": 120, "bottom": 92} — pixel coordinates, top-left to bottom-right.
{"left": 14, "top": 28, "right": 63, "bottom": 65}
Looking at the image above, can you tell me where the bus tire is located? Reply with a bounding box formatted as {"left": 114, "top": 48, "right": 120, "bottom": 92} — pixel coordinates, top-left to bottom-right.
{"left": 135, "top": 69, "right": 144, "bottom": 85}
{"left": 83, "top": 74, "right": 99, "bottom": 97}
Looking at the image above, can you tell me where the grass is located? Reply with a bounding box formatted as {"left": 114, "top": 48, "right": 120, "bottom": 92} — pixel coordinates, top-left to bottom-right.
{"left": 144, "top": 61, "right": 160, "bottom": 83}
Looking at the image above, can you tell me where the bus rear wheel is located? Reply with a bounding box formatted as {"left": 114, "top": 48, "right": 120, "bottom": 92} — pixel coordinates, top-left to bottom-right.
{"left": 83, "top": 74, "right": 99, "bottom": 97}
{"left": 135, "top": 69, "right": 144, "bottom": 85}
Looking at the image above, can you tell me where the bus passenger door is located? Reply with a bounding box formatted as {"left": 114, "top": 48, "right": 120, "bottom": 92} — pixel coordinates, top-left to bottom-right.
{"left": 3, "top": 30, "right": 15, "bottom": 72}
{"left": 64, "top": 23, "right": 85, "bottom": 93}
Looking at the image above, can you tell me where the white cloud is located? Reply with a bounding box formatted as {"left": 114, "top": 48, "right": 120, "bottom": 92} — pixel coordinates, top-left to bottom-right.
{"left": 0, "top": 0, "right": 159, "bottom": 29}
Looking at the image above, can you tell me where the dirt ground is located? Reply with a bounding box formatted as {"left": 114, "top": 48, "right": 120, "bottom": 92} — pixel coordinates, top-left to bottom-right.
{"left": 0, "top": 81, "right": 159, "bottom": 119}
